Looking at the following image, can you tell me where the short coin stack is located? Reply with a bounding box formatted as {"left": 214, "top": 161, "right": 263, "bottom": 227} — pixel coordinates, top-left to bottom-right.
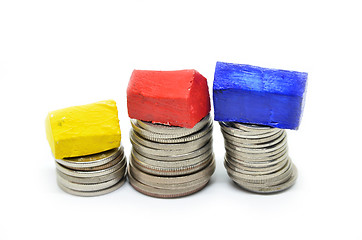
{"left": 56, "top": 147, "right": 127, "bottom": 197}
{"left": 128, "top": 115, "right": 215, "bottom": 198}
{"left": 220, "top": 122, "right": 297, "bottom": 193}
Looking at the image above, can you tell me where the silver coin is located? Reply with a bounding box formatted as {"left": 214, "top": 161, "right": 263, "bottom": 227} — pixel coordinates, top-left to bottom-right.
{"left": 136, "top": 114, "right": 211, "bottom": 136}
{"left": 130, "top": 134, "right": 213, "bottom": 157}
{"left": 225, "top": 155, "right": 288, "bottom": 175}
{"left": 56, "top": 147, "right": 123, "bottom": 168}
{"left": 224, "top": 131, "right": 286, "bottom": 149}
{"left": 136, "top": 176, "right": 209, "bottom": 191}
{"left": 59, "top": 151, "right": 125, "bottom": 171}
{"left": 225, "top": 152, "right": 288, "bottom": 168}
{"left": 220, "top": 122, "right": 281, "bottom": 138}
{"left": 232, "top": 164, "right": 298, "bottom": 193}
{"left": 225, "top": 156, "right": 289, "bottom": 177}
{"left": 55, "top": 154, "right": 126, "bottom": 178}
{"left": 132, "top": 140, "right": 212, "bottom": 161}
{"left": 132, "top": 160, "right": 211, "bottom": 177}
{"left": 224, "top": 135, "right": 287, "bottom": 154}
{"left": 128, "top": 170, "right": 210, "bottom": 198}
{"left": 229, "top": 122, "right": 277, "bottom": 133}
{"left": 56, "top": 163, "right": 126, "bottom": 184}
{"left": 57, "top": 175, "right": 126, "bottom": 197}
{"left": 225, "top": 145, "right": 288, "bottom": 163}
{"left": 129, "top": 158, "right": 215, "bottom": 185}
{"left": 132, "top": 147, "right": 213, "bottom": 166}
{"left": 130, "top": 154, "right": 214, "bottom": 179}
{"left": 136, "top": 122, "right": 213, "bottom": 144}
{"left": 130, "top": 129, "right": 212, "bottom": 151}
{"left": 130, "top": 160, "right": 212, "bottom": 189}
{"left": 57, "top": 173, "right": 125, "bottom": 192}
{"left": 236, "top": 165, "right": 294, "bottom": 187}
{"left": 131, "top": 150, "right": 213, "bottom": 176}
{"left": 131, "top": 120, "right": 201, "bottom": 140}
{"left": 225, "top": 143, "right": 288, "bottom": 162}
{"left": 221, "top": 128, "right": 285, "bottom": 145}
{"left": 225, "top": 157, "right": 292, "bottom": 182}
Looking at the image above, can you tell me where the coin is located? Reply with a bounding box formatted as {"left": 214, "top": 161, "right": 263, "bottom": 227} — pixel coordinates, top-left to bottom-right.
{"left": 128, "top": 170, "right": 210, "bottom": 198}
{"left": 132, "top": 147, "right": 213, "bottom": 167}
{"left": 56, "top": 147, "right": 123, "bottom": 168}
{"left": 225, "top": 155, "right": 288, "bottom": 175}
{"left": 56, "top": 163, "right": 126, "bottom": 184}
{"left": 221, "top": 128, "right": 285, "bottom": 145}
{"left": 131, "top": 150, "right": 213, "bottom": 176}
{"left": 129, "top": 158, "right": 215, "bottom": 185}
{"left": 230, "top": 165, "right": 298, "bottom": 193}
{"left": 226, "top": 152, "right": 288, "bottom": 168}
{"left": 130, "top": 135, "right": 213, "bottom": 157}
{"left": 220, "top": 122, "right": 281, "bottom": 138}
{"left": 55, "top": 155, "right": 126, "bottom": 178}
{"left": 136, "top": 114, "right": 211, "bottom": 136}
{"left": 131, "top": 139, "right": 213, "bottom": 161}
{"left": 57, "top": 151, "right": 125, "bottom": 171}
{"left": 130, "top": 129, "right": 212, "bottom": 151}
{"left": 137, "top": 122, "right": 214, "bottom": 144}
{"left": 57, "top": 174, "right": 124, "bottom": 191}
{"left": 57, "top": 176, "right": 126, "bottom": 197}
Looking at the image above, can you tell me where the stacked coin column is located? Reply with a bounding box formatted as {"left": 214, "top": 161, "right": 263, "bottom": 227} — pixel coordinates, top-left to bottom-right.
{"left": 220, "top": 122, "right": 297, "bottom": 193}
{"left": 56, "top": 147, "right": 127, "bottom": 196}
{"left": 128, "top": 115, "right": 215, "bottom": 198}
{"left": 213, "top": 62, "right": 308, "bottom": 193}
{"left": 127, "top": 69, "right": 215, "bottom": 198}
{"left": 45, "top": 100, "right": 126, "bottom": 196}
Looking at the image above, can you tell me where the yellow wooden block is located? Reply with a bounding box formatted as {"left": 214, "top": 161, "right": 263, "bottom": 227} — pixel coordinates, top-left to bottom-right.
{"left": 45, "top": 100, "right": 121, "bottom": 159}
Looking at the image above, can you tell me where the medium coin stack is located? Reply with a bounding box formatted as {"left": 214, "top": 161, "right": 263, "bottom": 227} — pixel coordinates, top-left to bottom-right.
{"left": 128, "top": 114, "right": 215, "bottom": 198}
{"left": 220, "top": 122, "right": 297, "bottom": 193}
{"left": 55, "top": 147, "right": 127, "bottom": 197}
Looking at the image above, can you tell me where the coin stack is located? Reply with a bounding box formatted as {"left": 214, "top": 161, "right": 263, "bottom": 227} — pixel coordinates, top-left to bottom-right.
{"left": 128, "top": 114, "right": 215, "bottom": 198}
{"left": 220, "top": 122, "right": 297, "bottom": 193}
{"left": 55, "top": 147, "right": 127, "bottom": 197}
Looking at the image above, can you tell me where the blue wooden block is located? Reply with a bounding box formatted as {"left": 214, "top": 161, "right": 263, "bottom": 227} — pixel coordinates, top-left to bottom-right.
{"left": 213, "top": 62, "right": 308, "bottom": 130}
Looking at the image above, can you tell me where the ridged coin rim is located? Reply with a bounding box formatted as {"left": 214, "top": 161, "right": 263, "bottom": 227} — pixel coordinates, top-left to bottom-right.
{"left": 56, "top": 164, "right": 126, "bottom": 184}
{"left": 55, "top": 155, "right": 126, "bottom": 178}
{"left": 57, "top": 175, "right": 126, "bottom": 197}
{"left": 128, "top": 158, "right": 215, "bottom": 185}
{"left": 57, "top": 174, "right": 125, "bottom": 191}
{"left": 136, "top": 114, "right": 211, "bottom": 136}
{"left": 128, "top": 171, "right": 210, "bottom": 198}
{"left": 56, "top": 147, "right": 123, "bottom": 168}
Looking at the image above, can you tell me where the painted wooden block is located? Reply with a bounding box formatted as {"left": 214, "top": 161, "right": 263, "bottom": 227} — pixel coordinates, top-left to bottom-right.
{"left": 45, "top": 100, "right": 121, "bottom": 159}
{"left": 213, "top": 62, "right": 308, "bottom": 129}
{"left": 127, "top": 69, "right": 211, "bottom": 128}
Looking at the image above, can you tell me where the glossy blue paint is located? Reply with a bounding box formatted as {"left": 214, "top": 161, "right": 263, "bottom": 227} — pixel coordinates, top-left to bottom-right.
{"left": 213, "top": 62, "right": 308, "bottom": 130}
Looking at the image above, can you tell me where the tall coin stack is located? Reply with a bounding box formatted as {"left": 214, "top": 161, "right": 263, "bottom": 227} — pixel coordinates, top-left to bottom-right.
{"left": 56, "top": 147, "right": 127, "bottom": 197}
{"left": 220, "top": 122, "right": 297, "bottom": 193}
{"left": 128, "top": 114, "right": 215, "bottom": 198}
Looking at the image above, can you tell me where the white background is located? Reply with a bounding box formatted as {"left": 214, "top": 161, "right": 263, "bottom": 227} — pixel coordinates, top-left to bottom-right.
{"left": 1, "top": 0, "right": 361, "bottom": 239}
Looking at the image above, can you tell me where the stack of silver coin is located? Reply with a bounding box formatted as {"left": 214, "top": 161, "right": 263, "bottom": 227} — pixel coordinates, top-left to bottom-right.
{"left": 55, "top": 147, "right": 127, "bottom": 196}
{"left": 128, "top": 114, "right": 215, "bottom": 198}
{"left": 220, "top": 122, "right": 297, "bottom": 193}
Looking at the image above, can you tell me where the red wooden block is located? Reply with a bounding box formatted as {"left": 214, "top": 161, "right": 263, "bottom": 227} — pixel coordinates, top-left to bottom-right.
{"left": 127, "top": 69, "right": 211, "bottom": 128}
